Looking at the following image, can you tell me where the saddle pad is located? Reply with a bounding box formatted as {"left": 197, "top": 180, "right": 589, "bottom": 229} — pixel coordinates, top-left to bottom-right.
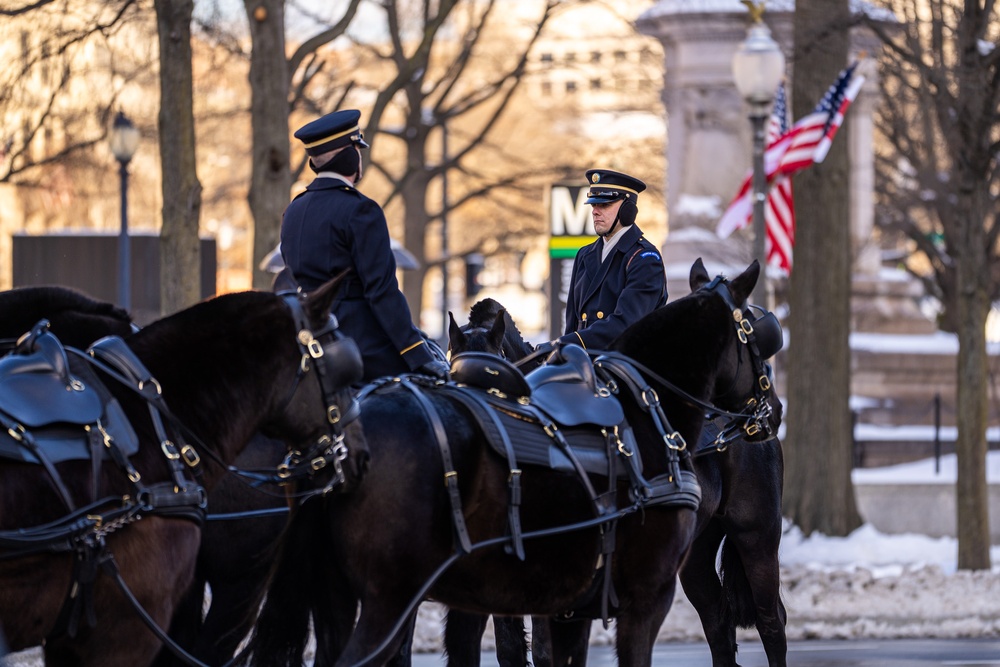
{"left": 494, "top": 409, "right": 621, "bottom": 479}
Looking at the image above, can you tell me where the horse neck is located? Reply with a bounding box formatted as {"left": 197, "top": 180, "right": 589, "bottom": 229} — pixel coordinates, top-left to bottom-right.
{"left": 126, "top": 311, "right": 292, "bottom": 478}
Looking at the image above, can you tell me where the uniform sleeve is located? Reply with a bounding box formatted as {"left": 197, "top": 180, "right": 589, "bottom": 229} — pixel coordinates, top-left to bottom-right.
{"left": 558, "top": 249, "right": 665, "bottom": 351}
{"left": 563, "top": 255, "right": 582, "bottom": 337}
{"left": 346, "top": 199, "right": 433, "bottom": 369}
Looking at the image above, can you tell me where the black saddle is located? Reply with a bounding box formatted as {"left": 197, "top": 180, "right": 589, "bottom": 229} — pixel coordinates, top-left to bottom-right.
{"left": 451, "top": 344, "right": 624, "bottom": 429}
{"left": 525, "top": 344, "right": 623, "bottom": 428}
{"left": 0, "top": 321, "right": 138, "bottom": 466}
{"left": 0, "top": 322, "right": 102, "bottom": 428}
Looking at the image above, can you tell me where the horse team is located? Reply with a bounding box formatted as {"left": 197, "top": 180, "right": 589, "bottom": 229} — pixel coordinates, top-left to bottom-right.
{"left": 0, "top": 259, "right": 787, "bottom": 667}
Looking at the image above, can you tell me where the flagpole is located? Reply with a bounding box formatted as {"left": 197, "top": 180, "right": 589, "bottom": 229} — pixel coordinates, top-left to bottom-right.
{"left": 732, "top": 2, "right": 785, "bottom": 308}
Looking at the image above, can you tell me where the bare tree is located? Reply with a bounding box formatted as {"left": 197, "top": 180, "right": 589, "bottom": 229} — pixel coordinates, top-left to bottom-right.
{"left": 332, "top": 0, "right": 565, "bottom": 318}
{"left": 868, "top": 0, "right": 999, "bottom": 570}
{"left": 154, "top": 0, "right": 202, "bottom": 314}
{"left": 241, "top": 0, "right": 362, "bottom": 289}
{"left": 782, "top": 0, "right": 863, "bottom": 536}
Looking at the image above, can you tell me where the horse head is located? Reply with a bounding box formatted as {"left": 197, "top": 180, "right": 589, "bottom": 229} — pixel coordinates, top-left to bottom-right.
{"left": 449, "top": 298, "right": 533, "bottom": 362}
{"left": 609, "top": 259, "right": 774, "bottom": 450}
{"left": 271, "top": 272, "right": 371, "bottom": 490}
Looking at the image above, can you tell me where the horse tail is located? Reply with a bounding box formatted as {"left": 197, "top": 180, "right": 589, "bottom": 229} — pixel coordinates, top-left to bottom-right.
{"left": 719, "top": 536, "right": 757, "bottom": 630}
{"left": 240, "top": 498, "right": 325, "bottom": 666}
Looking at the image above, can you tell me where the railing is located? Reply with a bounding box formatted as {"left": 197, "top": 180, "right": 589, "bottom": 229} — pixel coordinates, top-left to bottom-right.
{"left": 852, "top": 392, "right": 1000, "bottom": 471}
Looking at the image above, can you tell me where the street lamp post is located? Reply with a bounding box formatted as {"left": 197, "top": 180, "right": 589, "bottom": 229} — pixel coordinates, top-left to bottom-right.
{"left": 732, "top": 6, "right": 784, "bottom": 308}
{"left": 109, "top": 110, "right": 140, "bottom": 311}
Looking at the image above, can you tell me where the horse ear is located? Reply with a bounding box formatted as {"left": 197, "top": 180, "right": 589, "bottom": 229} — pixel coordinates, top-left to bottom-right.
{"left": 689, "top": 258, "right": 710, "bottom": 291}
{"left": 448, "top": 312, "right": 464, "bottom": 352}
{"left": 304, "top": 269, "right": 349, "bottom": 323}
{"left": 488, "top": 309, "right": 507, "bottom": 350}
{"left": 729, "top": 260, "right": 761, "bottom": 305}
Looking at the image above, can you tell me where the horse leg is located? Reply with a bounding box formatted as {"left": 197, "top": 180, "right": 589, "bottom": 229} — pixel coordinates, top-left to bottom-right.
{"left": 444, "top": 610, "right": 488, "bottom": 667}
{"left": 614, "top": 586, "right": 678, "bottom": 667}
{"left": 678, "top": 522, "right": 738, "bottom": 667}
{"left": 151, "top": 577, "right": 206, "bottom": 667}
{"left": 385, "top": 615, "right": 416, "bottom": 667}
{"left": 492, "top": 616, "right": 528, "bottom": 667}
{"left": 543, "top": 618, "right": 590, "bottom": 667}
{"left": 336, "top": 602, "right": 419, "bottom": 667}
{"left": 528, "top": 616, "right": 553, "bottom": 667}
{"left": 724, "top": 529, "right": 787, "bottom": 667}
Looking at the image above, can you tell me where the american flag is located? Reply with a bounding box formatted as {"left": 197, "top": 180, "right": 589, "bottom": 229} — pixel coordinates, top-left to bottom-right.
{"left": 717, "top": 62, "right": 865, "bottom": 274}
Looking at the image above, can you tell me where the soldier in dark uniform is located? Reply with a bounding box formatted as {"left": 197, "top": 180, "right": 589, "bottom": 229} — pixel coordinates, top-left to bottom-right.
{"left": 544, "top": 168, "right": 666, "bottom": 352}
{"left": 280, "top": 109, "right": 449, "bottom": 382}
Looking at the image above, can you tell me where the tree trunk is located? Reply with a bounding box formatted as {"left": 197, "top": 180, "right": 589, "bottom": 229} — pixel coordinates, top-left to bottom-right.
{"left": 401, "top": 174, "right": 431, "bottom": 329}
{"left": 154, "top": 0, "right": 202, "bottom": 315}
{"left": 782, "top": 0, "right": 862, "bottom": 536}
{"left": 245, "top": 0, "right": 291, "bottom": 290}
{"left": 955, "top": 264, "right": 991, "bottom": 570}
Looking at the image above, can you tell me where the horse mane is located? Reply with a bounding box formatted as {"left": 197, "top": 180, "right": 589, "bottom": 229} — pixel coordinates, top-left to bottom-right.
{"left": 0, "top": 286, "right": 130, "bottom": 323}
{"left": 468, "top": 298, "right": 505, "bottom": 328}
{"left": 466, "top": 298, "right": 533, "bottom": 360}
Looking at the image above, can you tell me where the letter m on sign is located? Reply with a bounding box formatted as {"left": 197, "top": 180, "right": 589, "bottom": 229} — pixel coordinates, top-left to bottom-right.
{"left": 549, "top": 185, "right": 593, "bottom": 237}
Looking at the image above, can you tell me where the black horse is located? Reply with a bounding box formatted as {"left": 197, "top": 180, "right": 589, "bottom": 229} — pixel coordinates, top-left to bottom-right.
{"left": 0, "top": 277, "right": 369, "bottom": 667}
{"left": 243, "top": 260, "right": 767, "bottom": 667}
{"left": 447, "top": 259, "right": 787, "bottom": 667}
{"left": 0, "top": 285, "right": 293, "bottom": 667}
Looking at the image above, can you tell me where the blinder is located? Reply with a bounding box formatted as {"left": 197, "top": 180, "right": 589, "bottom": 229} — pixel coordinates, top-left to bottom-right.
{"left": 746, "top": 306, "right": 783, "bottom": 359}
{"left": 319, "top": 326, "right": 364, "bottom": 390}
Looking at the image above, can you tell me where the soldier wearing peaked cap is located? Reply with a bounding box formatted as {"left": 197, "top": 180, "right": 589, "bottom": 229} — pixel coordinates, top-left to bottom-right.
{"left": 280, "top": 109, "right": 449, "bottom": 382}
{"left": 538, "top": 169, "right": 666, "bottom": 354}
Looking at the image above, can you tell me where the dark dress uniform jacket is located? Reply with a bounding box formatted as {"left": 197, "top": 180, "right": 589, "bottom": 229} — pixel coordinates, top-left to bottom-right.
{"left": 560, "top": 223, "right": 666, "bottom": 351}
{"left": 281, "top": 176, "right": 433, "bottom": 380}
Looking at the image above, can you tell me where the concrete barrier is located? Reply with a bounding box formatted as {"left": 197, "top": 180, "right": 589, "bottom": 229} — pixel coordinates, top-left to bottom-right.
{"left": 854, "top": 482, "right": 1000, "bottom": 544}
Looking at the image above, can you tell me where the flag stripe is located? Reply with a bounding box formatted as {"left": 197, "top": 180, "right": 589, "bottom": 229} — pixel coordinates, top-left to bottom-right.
{"left": 716, "top": 62, "right": 864, "bottom": 274}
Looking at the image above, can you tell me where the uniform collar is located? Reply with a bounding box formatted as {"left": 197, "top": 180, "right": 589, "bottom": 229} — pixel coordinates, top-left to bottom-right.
{"left": 315, "top": 172, "right": 355, "bottom": 186}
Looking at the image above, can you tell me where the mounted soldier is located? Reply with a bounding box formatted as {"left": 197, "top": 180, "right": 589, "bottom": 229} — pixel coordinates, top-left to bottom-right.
{"left": 539, "top": 168, "right": 667, "bottom": 355}
{"left": 280, "top": 109, "right": 449, "bottom": 383}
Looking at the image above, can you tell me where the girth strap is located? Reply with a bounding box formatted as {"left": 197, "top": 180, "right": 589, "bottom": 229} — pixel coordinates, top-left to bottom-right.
{"left": 439, "top": 385, "right": 525, "bottom": 560}
{"left": 399, "top": 378, "right": 473, "bottom": 554}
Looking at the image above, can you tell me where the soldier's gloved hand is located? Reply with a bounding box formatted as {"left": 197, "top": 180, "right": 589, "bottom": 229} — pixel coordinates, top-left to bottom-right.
{"left": 534, "top": 340, "right": 555, "bottom": 357}
{"left": 418, "top": 359, "right": 451, "bottom": 382}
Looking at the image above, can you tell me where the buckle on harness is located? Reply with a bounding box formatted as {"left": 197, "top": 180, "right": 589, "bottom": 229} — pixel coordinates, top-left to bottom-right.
{"left": 161, "top": 440, "right": 180, "bottom": 460}
{"left": 180, "top": 444, "right": 201, "bottom": 468}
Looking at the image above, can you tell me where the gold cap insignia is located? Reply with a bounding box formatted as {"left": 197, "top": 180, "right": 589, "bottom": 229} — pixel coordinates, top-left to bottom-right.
{"left": 592, "top": 173, "right": 600, "bottom": 183}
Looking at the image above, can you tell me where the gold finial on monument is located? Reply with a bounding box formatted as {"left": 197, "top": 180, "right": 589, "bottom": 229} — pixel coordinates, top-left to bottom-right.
{"left": 741, "top": 0, "right": 766, "bottom": 23}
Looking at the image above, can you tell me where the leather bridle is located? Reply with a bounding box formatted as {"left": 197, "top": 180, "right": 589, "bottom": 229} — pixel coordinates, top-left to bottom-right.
{"left": 698, "top": 275, "right": 778, "bottom": 449}
{"left": 274, "top": 291, "right": 363, "bottom": 493}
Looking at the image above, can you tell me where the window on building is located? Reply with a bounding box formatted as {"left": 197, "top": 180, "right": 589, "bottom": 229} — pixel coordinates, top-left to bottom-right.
{"left": 614, "top": 50, "right": 627, "bottom": 63}
{"left": 591, "top": 51, "right": 602, "bottom": 64}
{"left": 541, "top": 81, "right": 552, "bottom": 96}
{"left": 590, "top": 79, "right": 602, "bottom": 91}
{"left": 565, "top": 52, "right": 576, "bottom": 65}
{"left": 540, "top": 53, "right": 553, "bottom": 64}
{"left": 565, "top": 80, "right": 577, "bottom": 93}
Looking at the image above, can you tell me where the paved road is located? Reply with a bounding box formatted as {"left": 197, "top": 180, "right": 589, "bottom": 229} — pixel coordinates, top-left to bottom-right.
{"left": 413, "top": 638, "right": 1000, "bottom": 667}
